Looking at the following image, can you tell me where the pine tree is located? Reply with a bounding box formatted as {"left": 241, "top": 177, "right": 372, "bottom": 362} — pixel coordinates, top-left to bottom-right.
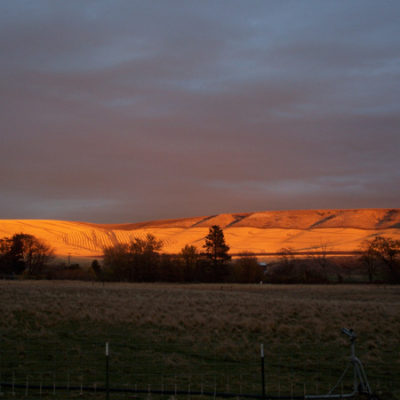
{"left": 203, "top": 225, "right": 231, "bottom": 266}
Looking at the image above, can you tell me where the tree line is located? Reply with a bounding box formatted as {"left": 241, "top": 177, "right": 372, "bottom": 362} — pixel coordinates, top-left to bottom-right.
{"left": 95, "top": 226, "right": 400, "bottom": 284}
{"left": 266, "top": 236, "right": 400, "bottom": 284}
{"left": 97, "top": 225, "right": 263, "bottom": 283}
{"left": 1, "top": 226, "right": 399, "bottom": 283}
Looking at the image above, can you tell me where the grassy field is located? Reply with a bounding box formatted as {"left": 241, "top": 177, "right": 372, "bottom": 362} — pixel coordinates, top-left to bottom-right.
{"left": 0, "top": 281, "right": 399, "bottom": 399}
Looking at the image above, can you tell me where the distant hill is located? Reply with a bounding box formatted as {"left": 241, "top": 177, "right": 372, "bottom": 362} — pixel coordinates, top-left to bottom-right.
{"left": 1, "top": 208, "right": 399, "bottom": 259}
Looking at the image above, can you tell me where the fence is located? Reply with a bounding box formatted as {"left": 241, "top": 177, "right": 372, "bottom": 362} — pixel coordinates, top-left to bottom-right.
{"left": 0, "top": 333, "right": 398, "bottom": 400}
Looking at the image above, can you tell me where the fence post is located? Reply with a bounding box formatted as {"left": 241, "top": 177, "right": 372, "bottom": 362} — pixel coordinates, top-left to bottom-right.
{"left": 105, "top": 342, "right": 110, "bottom": 400}
{"left": 0, "top": 363, "right": 1, "bottom": 396}
{"left": 261, "top": 344, "right": 265, "bottom": 399}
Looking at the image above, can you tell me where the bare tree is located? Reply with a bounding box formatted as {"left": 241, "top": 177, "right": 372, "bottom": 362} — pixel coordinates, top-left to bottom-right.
{"left": 359, "top": 241, "right": 378, "bottom": 283}
{"left": 279, "top": 247, "right": 296, "bottom": 268}
{"left": 360, "top": 236, "right": 400, "bottom": 283}
{"left": 0, "top": 233, "right": 53, "bottom": 276}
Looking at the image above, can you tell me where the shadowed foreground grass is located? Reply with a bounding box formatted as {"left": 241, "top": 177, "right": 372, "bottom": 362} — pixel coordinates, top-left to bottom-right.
{"left": 0, "top": 281, "right": 399, "bottom": 399}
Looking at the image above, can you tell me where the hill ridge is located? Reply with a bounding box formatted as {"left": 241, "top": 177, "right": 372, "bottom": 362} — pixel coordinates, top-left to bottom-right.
{"left": 92, "top": 208, "right": 400, "bottom": 230}
{"left": 1, "top": 208, "right": 399, "bottom": 259}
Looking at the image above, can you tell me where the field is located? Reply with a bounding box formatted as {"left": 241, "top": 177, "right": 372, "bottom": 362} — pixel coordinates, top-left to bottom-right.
{"left": 0, "top": 281, "right": 399, "bottom": 399}
{"left": 1, "top": 209, "right": 400, "bottom": 258}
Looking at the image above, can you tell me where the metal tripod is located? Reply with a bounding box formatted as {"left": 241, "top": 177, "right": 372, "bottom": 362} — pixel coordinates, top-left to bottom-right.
{"left": 305, "top": 328, "right": 373, "bottom": 399}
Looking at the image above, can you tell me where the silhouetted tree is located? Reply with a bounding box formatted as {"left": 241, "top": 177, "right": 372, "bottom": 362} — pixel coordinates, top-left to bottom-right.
{"left": 102, "top": 243, "right": 131, "bottom": 281}
{"left": 180, "top": 244, "right": 198, "bottom": 281}
{"left": 203, "top": 225, "right": 230, "bottom": 280}
{"left": 310, "top": 242, "right": 330, "bottom": 281}
{"left": 359, "top": 242, "right": 378, "bottom": 283}
{"left": 129, "top": 234, "right": 163, "bottom": 281}
{"left": 160, "top": 254, "right": 182, "bottom": 282}
{"left": 0, "top": 233, "right": 53, "bottom": 276}
{"left": 103, "top": 234, "right": 163, "bottom": 281}
{"left": 279, "top": 247, "right": 296, "bottom": 269}
{"left": 203, "top": 225, "right": 230, "bottom": 264}
{"left": 91, "top": 259, "right": 102, "bottom": 280}
{"left": 233, "top": 252, "right": 262, "bottom": 283}
{"left": 0, "top": 236, "right": 23, "bottom": 274}
{"left": 360, "top": 236, "right": 400, "bottom": 283}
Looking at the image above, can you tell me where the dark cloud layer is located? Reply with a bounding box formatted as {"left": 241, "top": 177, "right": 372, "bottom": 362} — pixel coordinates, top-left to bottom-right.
{"left": 1, "top": 0, "right": 399, "bottom": 223}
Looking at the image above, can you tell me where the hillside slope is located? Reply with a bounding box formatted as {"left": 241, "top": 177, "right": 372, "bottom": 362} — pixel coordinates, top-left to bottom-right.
{"left": 0, "top": 208, "right": 399, "bottom": 259}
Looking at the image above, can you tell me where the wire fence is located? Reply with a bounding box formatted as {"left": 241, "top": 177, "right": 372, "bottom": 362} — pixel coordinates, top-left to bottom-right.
{"left": 0, "top": 335, "right": 398, "bottom": 400}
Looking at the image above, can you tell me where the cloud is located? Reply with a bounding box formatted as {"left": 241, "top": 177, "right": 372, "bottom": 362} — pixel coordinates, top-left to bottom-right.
{"left": 0, "top": 0, "right": 399, "bottom": 222}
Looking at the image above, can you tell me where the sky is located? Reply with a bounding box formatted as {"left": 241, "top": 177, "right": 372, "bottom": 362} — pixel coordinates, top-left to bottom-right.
{"left": 1, "top": 0, "right": 399, "bottom": 223}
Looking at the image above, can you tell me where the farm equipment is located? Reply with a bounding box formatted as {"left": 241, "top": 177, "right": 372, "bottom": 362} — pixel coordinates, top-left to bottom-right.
{"left": 305, "top": 328, "right": 374, "bottom": 400}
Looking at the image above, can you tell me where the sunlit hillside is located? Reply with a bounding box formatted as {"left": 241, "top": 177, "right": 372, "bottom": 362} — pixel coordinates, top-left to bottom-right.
{"left": 0, "top": 208, "right": 399, "bottom": 259}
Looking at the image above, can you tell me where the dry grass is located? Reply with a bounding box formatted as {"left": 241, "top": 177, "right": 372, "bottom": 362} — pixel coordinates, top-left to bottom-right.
{"left": 1, "top": 281, "right": 398, "bottom": 342}
{"left": 0, "top": 281, "right": 399, "bottom": 398}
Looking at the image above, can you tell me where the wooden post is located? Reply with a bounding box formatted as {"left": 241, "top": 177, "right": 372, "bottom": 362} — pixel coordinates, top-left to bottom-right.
{"left": 105, "top": 342, "right": 110, "bottom": 400}
{"left": 261, "top": 344, "right": 265, "bottom": 399}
